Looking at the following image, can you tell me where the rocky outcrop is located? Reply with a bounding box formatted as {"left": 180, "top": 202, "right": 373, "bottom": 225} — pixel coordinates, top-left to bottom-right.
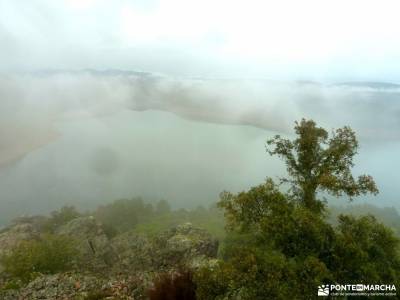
{"left": 111, "top": 223, "right": 219, "bottom": 273}
{"left": 0, "top": 223, "right": 39, "bottom": 257}
{"left": 0, "top": 272, "right": 151, "bottom": 300}
{"left": 0, "top": 218, "right": 219, "bottom": 299}
{"left": 163, "top": 222, "right": 219, "bottom": 257}
{"left": 152, "top": 223, "right": 219, "bottom": 269}
{"left": 56, "top": 216, "right": 118, "bottom": 271}
{"left": 111, "top": 231, "right": 153, "bottom": 273}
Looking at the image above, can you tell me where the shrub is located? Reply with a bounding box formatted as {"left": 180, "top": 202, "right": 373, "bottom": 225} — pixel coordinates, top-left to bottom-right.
{"left": 42, "top": 206, "right": 82, "bottom": 233}
{"left": 0, "top": 234, "right": 78, "bottom": 282}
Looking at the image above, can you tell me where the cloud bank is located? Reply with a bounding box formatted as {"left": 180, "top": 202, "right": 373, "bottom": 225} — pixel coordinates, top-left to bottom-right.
{"left": 1, "top": 71, "right": 400, "bottom": 167}
{"left": 0, "top": 71, "right": 400, "bottom": 166}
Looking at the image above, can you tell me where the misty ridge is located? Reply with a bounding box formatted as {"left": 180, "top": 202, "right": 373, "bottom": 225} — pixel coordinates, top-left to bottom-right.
{"left": 0, "top": 69, "right": 400, "bottom": 224}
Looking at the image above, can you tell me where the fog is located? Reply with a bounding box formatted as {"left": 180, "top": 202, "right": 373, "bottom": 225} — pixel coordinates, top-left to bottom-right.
{"left": 0, "top": 71, "right": 399, "bottom": 224}
{"left": 1, "top": 0, "right": 400, "bottom": 224}
{"left": 2, "top": 0, "right": 400, "bottom": 80}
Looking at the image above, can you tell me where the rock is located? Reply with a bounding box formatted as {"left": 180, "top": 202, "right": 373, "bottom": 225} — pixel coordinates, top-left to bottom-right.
{"left": 151, "top": 223, "right": 219, "bottom": 269}
{"left": 0, "top": 223, "right": 39, "bottom": 257}
{"left": 162, "top": 222, "right": 219, "bottom": 256}
{"left": 0, "top": 272, "right": 104, "bottom": 300}
{"left": 111, "top": 231, "right": 153, "bottom": 273}
{"left": 56, "top": 216, "right": 117, "bottom": 271}
{"left": 0, "top": 272, "right": 153, "bottom": 300}
{"left": 57, "top": 216, "right": 105, "bottom": 239}
{"left": 0, "top": 219, "right": 220, "bottom": 299}
{"left": 110, "top": 223, "right": 219, "bottom": 273}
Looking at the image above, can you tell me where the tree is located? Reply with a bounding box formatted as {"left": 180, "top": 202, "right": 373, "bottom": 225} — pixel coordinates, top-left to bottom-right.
{"left": 195, "top": 119, "right": 399, "bottom": 300}
{"left": 332, "top": 214, "right": 400, "bottom": 283}
{"left": 42, "top": 206, "right": 81, "bottom": 233}
{"left": 266, "top": 119, "right": 378, "bottom": 212}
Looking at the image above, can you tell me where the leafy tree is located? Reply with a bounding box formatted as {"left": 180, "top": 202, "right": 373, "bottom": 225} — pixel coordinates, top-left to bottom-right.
{"left": 42, "top": 206, "right": 81, "bottom": 233}
{"left": 205, "top": 180, "right": 400, "bottom": 299}
{"left": 212, "top": 180, "right": 336, "bottom": 299}
{"left": 196, "top": 120, "right": 399, "bottom": 300}
{"left": 266, "top": 119, "right": 378, "bottom": 212}
{"left": 51, "top": 205, "right": 81, "bottom": 222}
{"left": 332, "top": 214, "right": 400, "bottom": 283}
{"left": 328, "top": 204, "right": 400, "bottom": 236}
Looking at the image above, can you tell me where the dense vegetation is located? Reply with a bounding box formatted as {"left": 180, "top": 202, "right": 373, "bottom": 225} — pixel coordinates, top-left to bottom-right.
{"left": 196, "top": 119, "right": 400, "bottom": 299}
{"left": 328, "top": 204, "right": 400, "bottom": 236}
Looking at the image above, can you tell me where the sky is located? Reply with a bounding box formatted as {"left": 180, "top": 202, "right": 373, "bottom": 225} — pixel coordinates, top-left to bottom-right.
{"left": 1, "top": 0, "right": 400, "bottom": 80}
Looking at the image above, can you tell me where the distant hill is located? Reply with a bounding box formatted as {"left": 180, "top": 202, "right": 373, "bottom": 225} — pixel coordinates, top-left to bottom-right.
{"left": 333, "top": 81, "right": 400, "bottom": 89}
{"left": 30, "top": 68, "right": 155, "bottom": 78}
{"left": 21, "top": 69, "right": 400, "bottom": 90}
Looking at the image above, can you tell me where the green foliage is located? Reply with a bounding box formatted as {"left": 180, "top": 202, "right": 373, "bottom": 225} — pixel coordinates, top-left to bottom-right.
{"left": 0, "top": 234, "right": 78, "bottom": 283}
{"left": 266, "top": 119, "right": 378, "bottom": 212}
{"left": 196, "top": 120, "right": 400, "bottom": 299}
{"left": 195, "top": 262, "right": 234, "bottom": 300}
{"left": 94, "top": 197, "right": 154, "bottom": 233}
{"left": 219, "top": 178, "right": 290, "bottom": 232}
{"left": 101, "top": 222, "right": 119, "bottom": 239}
{"left": 328, "top": 204, "right": 400, "bottom": 236}
{"left": 0, "top": 278, "right": 22, "bottom": 291}
{"left": 42, "top": 206, "right": 82, "bottom": 233}
{"left": 332, "top": 214, "right": 400, "bottom": 283}
{"left": 83, "top": 290, "right": 112, "bottom": 300}
{"left": 199, "top": 180, "right": 400, "bottom": 299}
{"left": 196, "top": 247, "right": 329, "bottom": 300}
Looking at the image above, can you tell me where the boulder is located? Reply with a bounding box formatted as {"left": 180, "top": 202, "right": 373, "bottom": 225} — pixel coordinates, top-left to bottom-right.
{"left": 56, "top": 216, "right": 117, "bottom": 270}
{"left": 0, "top": 272, "right": 153, "bottom": 300}
{"left": 0, "top": 272, "right": 104, "bottom": 300}
{"left": 111, "top": 231, "right": 153, "bottom": 273}
{"left": 0, "top": 223, "right": 39, "bottom": 257}
{"left": 151, "top": 223, "right": 219, "bottom": 269}
{"left": 110, "top": 223, "right": 219, "bottom": 273}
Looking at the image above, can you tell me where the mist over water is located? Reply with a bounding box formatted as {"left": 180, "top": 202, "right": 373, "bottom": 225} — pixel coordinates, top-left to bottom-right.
{"left": 0, "top": 109, "right": 274, "bottom": 222}
{"left": 0, "top": 71, "right": 399, "bottom": 224}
